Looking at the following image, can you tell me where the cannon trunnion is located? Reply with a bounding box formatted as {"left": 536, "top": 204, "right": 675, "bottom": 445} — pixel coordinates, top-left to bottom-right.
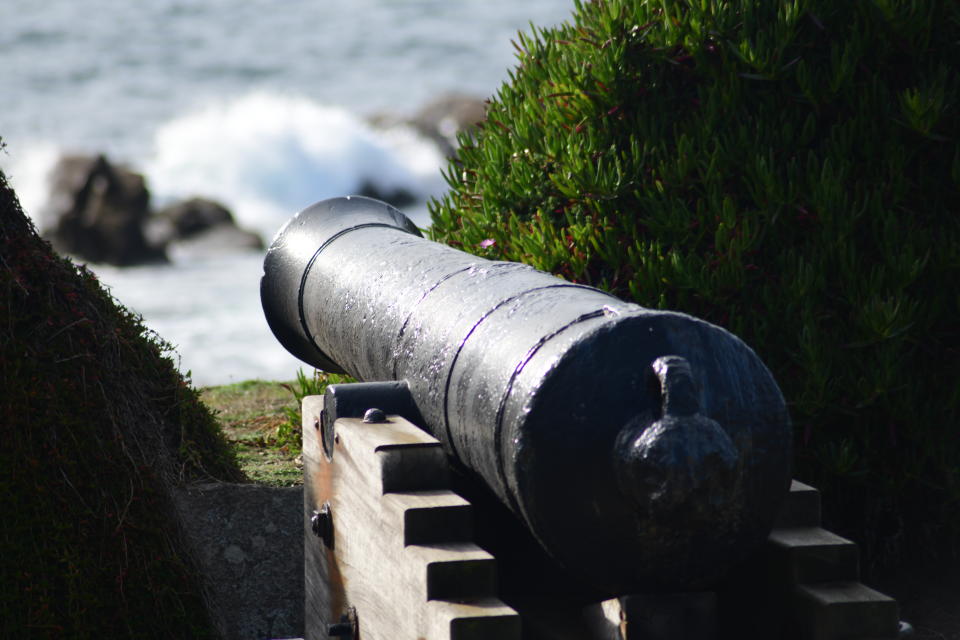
{"left": 262, "top": 196, "right": 792, "bottom": 595}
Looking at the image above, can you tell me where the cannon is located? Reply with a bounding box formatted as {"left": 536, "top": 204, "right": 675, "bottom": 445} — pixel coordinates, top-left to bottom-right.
{"left": 261, "top": 195, "right": 792, "bottom": 596}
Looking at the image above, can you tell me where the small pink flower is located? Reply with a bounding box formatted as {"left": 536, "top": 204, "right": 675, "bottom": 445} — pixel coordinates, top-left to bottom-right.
{"left": 479, "top": 238, "right": 496, "bottom": 248}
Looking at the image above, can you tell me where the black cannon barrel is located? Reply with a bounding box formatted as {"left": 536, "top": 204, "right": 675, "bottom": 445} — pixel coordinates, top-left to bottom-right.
{"left": 262, "top": 196, "right": 791, "bottom": 593}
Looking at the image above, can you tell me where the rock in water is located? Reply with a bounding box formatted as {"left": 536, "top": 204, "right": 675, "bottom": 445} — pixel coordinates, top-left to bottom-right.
{"left": 160, "top": 196, "right": 235, "bottom": 237}
{"left": 44, "top": 153, "right": 167, "bottom": 265}
{"left": 150, "top": 197, "right": 264, "bottom": 257}
{"left": 369, "top": 92, "right": 487, "bottom": 160}
{"left": 409, "top": 92, "right": 487, "bottom": 158}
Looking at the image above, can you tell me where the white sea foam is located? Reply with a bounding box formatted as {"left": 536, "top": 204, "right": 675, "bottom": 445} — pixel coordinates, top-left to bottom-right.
{"left": 143, "top": 93, "right": 446, "bottom": 235}
{"left": 93, "top": 252, "right": 305, "bottom": 387}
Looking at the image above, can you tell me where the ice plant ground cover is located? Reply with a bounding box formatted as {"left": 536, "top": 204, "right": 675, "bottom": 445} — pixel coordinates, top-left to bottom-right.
{"left": 429, "top": 0, "right": 960, "bottom": 574}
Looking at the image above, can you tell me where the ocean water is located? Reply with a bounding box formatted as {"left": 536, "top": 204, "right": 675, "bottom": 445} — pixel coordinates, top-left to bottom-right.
{"left": 0, "top": 0, "right": 575, "bottom": 385}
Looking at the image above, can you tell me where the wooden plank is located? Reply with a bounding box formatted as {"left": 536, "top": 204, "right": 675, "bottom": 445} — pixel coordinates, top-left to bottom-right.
{"left": 426, "top": 599, "right": 522, "bottom": 640}
{"left": 302, "top": 395, "right": 520, "bottom": 639}
{"left": 794, "top": 582, "right": 898, "bottom": 640}
{"left": 774, "top": 481, "right": 822, "bottom": 529}
{"left": 302, "top": 395, "right": 343, "bottom": 640}
{"left": 382, "top": 492, "right": 473, "bottom": 546}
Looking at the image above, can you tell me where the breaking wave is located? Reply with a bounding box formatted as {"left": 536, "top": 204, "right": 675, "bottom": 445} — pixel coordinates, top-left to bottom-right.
{"left": 143, "top": 92, "right": 447, "bottom": 234}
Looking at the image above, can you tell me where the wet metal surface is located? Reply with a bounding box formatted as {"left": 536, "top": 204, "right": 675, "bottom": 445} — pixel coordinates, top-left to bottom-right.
{"left": 261, "top": 196, "right": 793, "bottom": 593}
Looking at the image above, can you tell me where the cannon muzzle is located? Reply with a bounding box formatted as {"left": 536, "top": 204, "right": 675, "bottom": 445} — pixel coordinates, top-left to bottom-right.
{"left": 261, "top": 196, "right": 791, "bottom": 593}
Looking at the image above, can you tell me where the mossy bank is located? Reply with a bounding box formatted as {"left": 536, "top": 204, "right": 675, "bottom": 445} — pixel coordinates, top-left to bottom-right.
{"left": 0, "top": 161, "right": 242, "bottom": 638}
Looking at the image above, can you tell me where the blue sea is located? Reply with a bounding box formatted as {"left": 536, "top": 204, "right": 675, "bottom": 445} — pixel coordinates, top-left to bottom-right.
{"left": 0, "top": 0, "right": 575, "bottom": 385}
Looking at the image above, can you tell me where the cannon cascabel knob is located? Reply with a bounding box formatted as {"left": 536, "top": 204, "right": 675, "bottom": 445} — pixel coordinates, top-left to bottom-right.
{"left": 615, "top": 356, "right": 742, "bottom": 520}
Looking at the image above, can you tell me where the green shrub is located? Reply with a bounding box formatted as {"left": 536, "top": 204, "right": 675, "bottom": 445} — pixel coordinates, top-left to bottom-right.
{"left": 430, "top": 0, "right": 960, "bottom": 570}
{"left": 0, "top": 163, "right": 242, "bottom": 637}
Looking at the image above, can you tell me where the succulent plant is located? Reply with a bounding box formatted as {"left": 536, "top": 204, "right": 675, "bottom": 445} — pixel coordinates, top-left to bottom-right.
{"left": 430, "top": 0, "right": 960, "bottom": 568}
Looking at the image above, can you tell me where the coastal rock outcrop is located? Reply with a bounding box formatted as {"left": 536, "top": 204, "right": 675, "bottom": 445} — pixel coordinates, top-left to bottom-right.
{"left": 42, "top": 154, "right": 265, "bottom": 265}
{"left": 355, "top": 180, "right": 417, "bottom": 208}
{"left": 150, "top": 197, "right": 264, "bottom": 257}
{"left": 43, "top": 154, "right": 166, "bottom": 265}
{"left": 370, "top": 92, "right": 487, "bottom": 160}
{"left": 409, "top": 93, "right": 487, "bottom": 157}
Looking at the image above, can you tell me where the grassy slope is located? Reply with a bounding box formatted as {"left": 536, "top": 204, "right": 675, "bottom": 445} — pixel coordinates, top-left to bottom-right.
{"left": 200, "top": 371, "right": 350, "bottom": 486}
{"left": 201, "top": 380, "right": 303, "bottom": 487}
{"left": 1, "top": 164, "right": 242, "bottom": 638}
